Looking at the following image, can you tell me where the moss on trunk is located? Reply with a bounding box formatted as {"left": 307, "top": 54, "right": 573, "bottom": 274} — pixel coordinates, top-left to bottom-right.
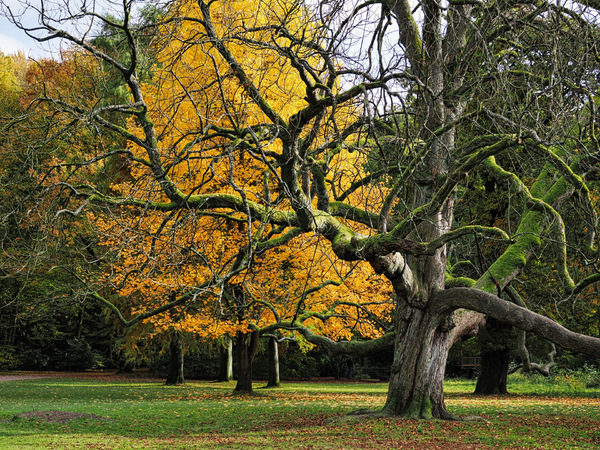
{"left": 382, "top": 306, "right": 455, "bottom": 419}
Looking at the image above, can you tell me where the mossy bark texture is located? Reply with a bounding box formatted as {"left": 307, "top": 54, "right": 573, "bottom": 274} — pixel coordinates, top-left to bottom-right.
{"left": 382, "top": 306, "right": 453, "bottom": 419}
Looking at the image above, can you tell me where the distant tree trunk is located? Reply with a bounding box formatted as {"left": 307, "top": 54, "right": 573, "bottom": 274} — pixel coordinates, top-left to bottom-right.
{"left": 75, "top": 304, "right": 84, "bottom": 340}
{"left": 234, "top": 330, "right": 258, "bottom": 392}
{"left": 117, "top": 359, "right": 135, "bottom": 374}
{"left": 266, "top": 336, "right": 280, "bottom": 388}
{"left": 474, "top": 348, "right": 510, "bottom": 395}
{"left": 474, "top": 318, "right": 511, "bottom": 395}
{"left": 3, "top": 289, "right": 19, "bottom": 346}
{"left": 217, "top": 335, "right": 233, "bottom": 382}
{"left": 509, "top": 331, "right": 557, "bottom": 377}
{"left": 165, "top": 335, "right": 184, "bottom": 385}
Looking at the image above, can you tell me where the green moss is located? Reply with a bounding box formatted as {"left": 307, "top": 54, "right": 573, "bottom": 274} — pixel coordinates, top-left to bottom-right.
{"left": 330, "top": 224, "right": 358, "bottom": 261}
{"left": 477, "top": 243, "right": 529, "bottom": 293}
{"left": 329, "top": 202, "right": 382, "bottom": 228}
{"left": 402, "top": 391, "right": 434, "bottom": 420}
{"left": 445, "top": 276, "right": 476, "bottom": 289}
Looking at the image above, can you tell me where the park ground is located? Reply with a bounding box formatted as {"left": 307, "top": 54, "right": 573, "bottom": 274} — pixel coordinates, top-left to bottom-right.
{"left": 0, "top": 370, "right": 599, "bottom": 449}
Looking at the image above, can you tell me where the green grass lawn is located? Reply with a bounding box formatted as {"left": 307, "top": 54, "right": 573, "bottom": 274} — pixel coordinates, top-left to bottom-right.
{"left": 0, "top": 372, "right": 598, "bottom": 449}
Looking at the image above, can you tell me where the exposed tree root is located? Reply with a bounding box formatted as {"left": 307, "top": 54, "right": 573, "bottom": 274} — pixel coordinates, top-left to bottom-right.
{"left": 323, "top": 408, "right": 489, "bottom": 424}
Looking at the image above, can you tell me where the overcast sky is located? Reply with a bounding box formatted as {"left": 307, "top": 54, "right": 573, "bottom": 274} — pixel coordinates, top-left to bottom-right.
{"left": 0, "top": 0, "right": 48, "bottom": 57}
{"left": 0, "top": 17, "right": 36, "bottom": 55}
{"left": 0, "top": 0, "right": 91, "bottom": 58}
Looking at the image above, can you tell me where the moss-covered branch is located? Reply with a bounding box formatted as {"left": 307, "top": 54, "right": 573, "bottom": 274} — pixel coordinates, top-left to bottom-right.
{"left": 90, "top": 289, "right": 201, "bottom": 328}
{"left": 357, "top": 225, "right": 510, "bottom": 261}
{"left": 329, "top": 202, "right": 386, "bottom": 230}
{"left": 566, "top": 273, "right": 600, "bottom": 303}
{"left": 255, "top": 227, "right": 305, "bottom": 253}
{"left": 384, "top": 0, "right": 423, "bottom": 77}
{"left": 437, "top": 287, "right": 600, "bottom": 358}
{"left": 477, "top": 157, "right": 575, "bottom": 293}
{"left": 272, "top": 320, "right": 396, "bottom": 356}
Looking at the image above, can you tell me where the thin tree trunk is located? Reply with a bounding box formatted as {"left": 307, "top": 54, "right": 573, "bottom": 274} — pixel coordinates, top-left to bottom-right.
{"left": 7, "top": 294, "right": 19, "bottom": 346}
{"left": 217, "top": 335, "right": 233, "bottom": 382}
{"left": 234, "top": 330, "right": 258, "bottom": 392}
{"left": 165, "top": 335, "right": 185, "bottom": 385}
{"left": 75, "top": 305, "right": 85, "bottom": 340}
{"left": 266, "top": 336, "right": 280, "bottom": 388}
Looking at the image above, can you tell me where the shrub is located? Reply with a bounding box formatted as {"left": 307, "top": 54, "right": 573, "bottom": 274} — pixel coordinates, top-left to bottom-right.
{"left": 55, "top": 339, "right": 103, "bottom": 371}
{"left": 18, "top": 347, "right": 51, "bottom": 370}
{"left": 0, "top": 346, "right": 19, "bottom": 370}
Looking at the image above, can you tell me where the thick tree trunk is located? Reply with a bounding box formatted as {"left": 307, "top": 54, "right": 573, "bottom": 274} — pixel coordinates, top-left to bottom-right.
{"left": 266, "top": 336, "right": 280, "bottom": 388}
{"left": 382, "top": 305, "right": 454, "bottom": 419}
{"left": 474, "top": 317, "right": 512, "bottom": 395}
{"left": 234, "top": 330, "right": 258, "bottom": 392}
{"left": 474, "top": 349, "right": 509, "bottom": 395}
{"left": 165, "top": 336, "right": 185, "bottom": 385}
{"left": 217, "top": 335, "right": 233, "bottom": 382}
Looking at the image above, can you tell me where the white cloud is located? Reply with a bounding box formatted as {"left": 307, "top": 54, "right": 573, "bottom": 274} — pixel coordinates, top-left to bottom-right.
{"left": 0, "top": 32, "right": 26, "bottom": 55}
{"left": 0, "top": 1, "right": 53, "bottom": 58}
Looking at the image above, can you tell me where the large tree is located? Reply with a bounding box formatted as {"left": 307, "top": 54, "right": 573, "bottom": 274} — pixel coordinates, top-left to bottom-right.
{"left": 2, "top": 0, "right": 600, "bottom": 420}
{"left": 12, "top": 0, "right": 393, "bottom": 391}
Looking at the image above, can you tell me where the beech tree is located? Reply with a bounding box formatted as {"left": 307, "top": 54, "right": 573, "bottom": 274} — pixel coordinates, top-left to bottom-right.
{"left": 8, "top": 0, "right": 393, "bottom": 391}
{"left": 3, "top": 0, "right": 600, "bottom": 421}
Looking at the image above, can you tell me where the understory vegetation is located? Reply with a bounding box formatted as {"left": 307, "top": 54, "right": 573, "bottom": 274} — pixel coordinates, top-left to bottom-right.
{"left": 0, "top": 373, "right": 598, "bottom": 449}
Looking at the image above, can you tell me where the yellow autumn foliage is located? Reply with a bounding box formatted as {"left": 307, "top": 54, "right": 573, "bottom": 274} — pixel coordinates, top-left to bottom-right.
{"left": 91, "top": 0, "right": 393, "bottom": 352}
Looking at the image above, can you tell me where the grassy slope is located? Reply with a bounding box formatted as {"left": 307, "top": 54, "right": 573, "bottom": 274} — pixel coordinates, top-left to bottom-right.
{"left": 0, "top": 373, "right": 598, "bottom": 449}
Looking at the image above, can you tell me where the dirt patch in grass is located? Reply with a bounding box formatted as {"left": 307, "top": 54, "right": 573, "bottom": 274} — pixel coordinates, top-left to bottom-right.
{"left": 0, "top": 374, "right": 56, "bottom": 382}
{"left": 0, "top": 369, "right": 165, "bottom": 383}
{"left": 14, "top": 410, "right": 111, "bottom": 424}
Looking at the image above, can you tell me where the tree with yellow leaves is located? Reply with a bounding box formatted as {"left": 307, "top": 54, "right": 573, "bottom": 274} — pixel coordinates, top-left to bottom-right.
{"left": 72, "top": 0, "right": 394, "bottom": 390}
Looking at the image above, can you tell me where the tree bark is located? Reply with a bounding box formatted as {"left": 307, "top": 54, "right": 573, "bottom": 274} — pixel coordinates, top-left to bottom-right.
{"left": 509, "top": 331, "right": 557, "bottom": 376}
{"left": 438, "top": 288, "right": 600, "bottom": 358}
{"left": 266, "top": 336, "right": 281, "bottom": 388}
{"left": 165, "top": 335, "right": 185, "bottom": 385}
{"left": 382, "top": 304, "right": 454, "bottom": 419}
{"left": 234, "top": 330, "right": 259, "bottom": 392}
{"left": 381, "top": 284, "right": 600, "bottom": 417}
{"left": 475, "top": 317, "right": 511, "bottom": 395}
{"left": 474, "top": 349, "right": 509, "bottom": 395}
{"left": 217, "top": 335, "right": 233, "bottom": 382}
